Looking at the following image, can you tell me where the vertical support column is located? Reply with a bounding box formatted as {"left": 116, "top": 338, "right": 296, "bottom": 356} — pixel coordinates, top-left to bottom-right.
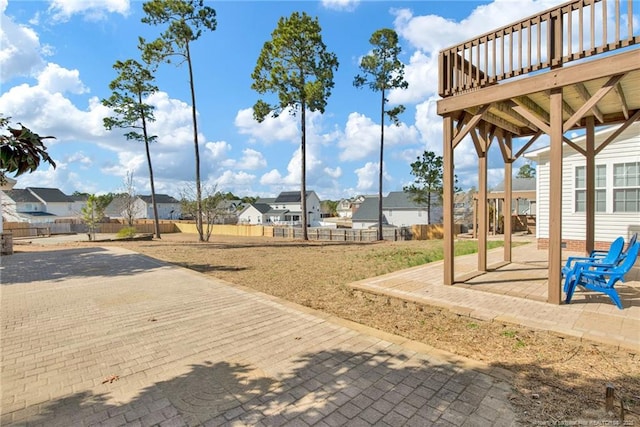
{"left": 472, "top": 198, "right": 478, "bottom": 239}
{"left": 478, "top": 127, "right": 488, "bottom": 272}
{"left": 585, "top": 116, "right": 596, "bottom": 254}
{"left": 504, "top": 135, "right": 513, "bottom": 262}
{"left": 443, "top": 115, "right": 455, "bottom": 285}
{"left": 548, "top": 88, "right": 563, "bottom": 305}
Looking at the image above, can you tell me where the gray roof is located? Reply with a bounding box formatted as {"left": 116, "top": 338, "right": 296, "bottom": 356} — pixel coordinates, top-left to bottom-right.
{"left": 274, "top": 191, "right": 315, "bottom": 203}
{"left": 491, "top": 177, "right": 535, "bottom": 192}
{"left": 384, "top": 191, "right": 429, "bottom": 209}
{"left": 252, "top": 203, "right": 272, "bottom": 214}
{"left": 352, "top": 191, "right": 432, "bottom": 222}
{"left": 352, "top": 197, "right": 383, "bottom": 222}
{"left": 27, "top": 187, "right": 73, "bottom": 203}
{"left": 138, "top": 194, "right": 180, "bottom": 204}
{"left": 3, "top": 189, "right": 40, "bottom": 203}
{"left": 256, "top": 197, "right": 276, "bottom": 204}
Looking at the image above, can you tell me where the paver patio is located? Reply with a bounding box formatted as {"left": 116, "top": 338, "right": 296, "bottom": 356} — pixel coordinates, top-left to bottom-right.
{"left": 1, "top": 246, "right": 516, "bottom": 426}
{"left": 350, "top": 241, "right": 640, "bottom": 351}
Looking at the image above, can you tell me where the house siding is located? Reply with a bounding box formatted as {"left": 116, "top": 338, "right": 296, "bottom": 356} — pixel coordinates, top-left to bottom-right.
{"left": 531, "top": 123, "right": 640, "bottom": 251}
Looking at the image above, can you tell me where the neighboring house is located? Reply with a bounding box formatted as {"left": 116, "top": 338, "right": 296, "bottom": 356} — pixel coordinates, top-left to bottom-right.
{"left": 238, "top": 203, "right": 271, "bottom": 225}
{"left": 1, "top": 187, "right": 73, "bottom": 222}
{"left": 70, "top": 194, "right": 89, "bottom": 215}
{"left": 489, "top": 177, "right": 536, "bottom": 215}
{"left": 238, "top": 191, "right": 323, "bottom": 226}
{"left": 336, "top": 195, "right": 369, "bottom": 218}
{"left": 453, "top": 191, "right": 474, "bottom": 230}
{"left": 212, "top": 199, "right": 244, "bottom": 224}
{"left": 525, "top": 121, "right": 640, "bottom": 251}
{"left": 138, "top": 195, "right": 181, "bottom": 220}
{"left": 106, "top": 194, "right": 181, "bottom": 221}
{"left": 352, "top": 191, "right": 442, "bottom": 230}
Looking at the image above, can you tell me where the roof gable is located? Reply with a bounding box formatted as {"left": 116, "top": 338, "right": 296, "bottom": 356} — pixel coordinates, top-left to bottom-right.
{"left": 274, "top": 191, "right": 318, "bottom": 203}
{"left": 27, "top": 187, "right": 73, "bottom": 203}
{"left": 3, "top": 189, "right": 41, "bottom": 203}
{"left": 138, "top": 194, "right": 180, "bottom": 204}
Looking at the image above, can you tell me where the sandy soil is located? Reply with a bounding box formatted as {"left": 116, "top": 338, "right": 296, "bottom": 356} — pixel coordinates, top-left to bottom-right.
{"left": 14, "top": 233, "right": 640, "bottom": 425}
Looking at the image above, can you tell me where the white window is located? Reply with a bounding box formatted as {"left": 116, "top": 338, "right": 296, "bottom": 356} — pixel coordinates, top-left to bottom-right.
{"left": 575, "top": 165, "right": 606, "bottom": 213}
{"left": 613, "top": 161, "right": 640, "bottom": 212}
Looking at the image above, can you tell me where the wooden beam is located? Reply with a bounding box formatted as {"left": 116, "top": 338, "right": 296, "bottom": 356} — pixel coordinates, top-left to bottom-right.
{"left": 575, "top": 82, "right": 604, "bottom": 123}
{"left": 563, "top": 137, "right": 587, "bottom": 156}
{"left": 542, "top": 90, "right": 576, "bottom": 118}
{"left": 492, "top": 100, "right": 539, "bottom": 131}
{"left": 478, "top": 124, "right": 488, "bottom": 273}
{"left": 585, "top": 116, "right": 595, "bottom": 255}
{"left": 504, "top": 134, "right": 513, "bottom": 263}
{"left": 612, "top": 81, "right": 630, "bottom": 120}
{"left": 514, "top": 131, "right": 542, "bottom": 159}
{"left": 510, "top": 100, "right": 551, "bottom": 134}
{"left": 548, "top": 88, "right": 563, "bottom": 305}
{"left": 514, "top": 96, "right": 550, "bottom": 124}
{"left": 452, "top": 105, "right": 490, "bottom": 148}
{"left": 497, "top": 131, "right": 513, "bottom": 163}
{"left": 437, "top": 49, "right": 639, "bottom": 115}
{"left": 563, "top": 74, "right": 625, "bottom": 132}
{"left": 443, "top": 115, "right": 454, "bottom": 285}
{"left": 595, "top": 109, "right": 640, "bottom": 155}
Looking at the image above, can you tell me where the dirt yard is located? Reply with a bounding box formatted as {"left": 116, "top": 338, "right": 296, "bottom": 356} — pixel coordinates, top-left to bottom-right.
{"left": 15, "top": 233, "right": 639, "bottom": 425}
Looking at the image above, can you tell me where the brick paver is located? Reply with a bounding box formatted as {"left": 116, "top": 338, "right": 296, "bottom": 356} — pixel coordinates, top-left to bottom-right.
{"left": 350, "top": 241, "right": 640, "bottom": 351}
{"left": 1, "top": 247, "right": 517, "bottom": 426}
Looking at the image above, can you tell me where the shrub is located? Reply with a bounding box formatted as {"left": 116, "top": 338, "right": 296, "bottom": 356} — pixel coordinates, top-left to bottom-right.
{"left": 116, "top": 226, "right": 137, "bottom": 239}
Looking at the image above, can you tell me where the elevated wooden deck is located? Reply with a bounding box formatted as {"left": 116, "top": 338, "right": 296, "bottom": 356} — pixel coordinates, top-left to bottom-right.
{"left": 437, "top": 0, "right": 640, "bottom": 304}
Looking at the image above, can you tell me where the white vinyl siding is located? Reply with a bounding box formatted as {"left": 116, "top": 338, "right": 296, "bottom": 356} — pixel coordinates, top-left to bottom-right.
{"left": 528, "top": 122, "right": 640, "bottom": 243}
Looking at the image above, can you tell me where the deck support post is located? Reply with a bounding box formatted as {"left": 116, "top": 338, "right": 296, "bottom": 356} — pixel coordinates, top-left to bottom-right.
{"left": 478, "top": 126, "right": 488, "bottom": 272}
{"left": 443, "top": 115, "right": 455, "bottom": 285}
{"left": 548, "top": 88, "right": 563, "bottom": 305}
{"left": 585, "top": 116, "right": 596, "bottom": 254}
{"left": 504, "top": 133, "right": 513, "bottom": 262}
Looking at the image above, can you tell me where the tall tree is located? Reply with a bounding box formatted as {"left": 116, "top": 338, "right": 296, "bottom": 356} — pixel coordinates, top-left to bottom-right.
{"left": 102, "top": 59, "right": 161, "bottom": 239}
{"left": 353, "top": 28, "right": 408, "bottom": 240}
{"left": 0, "top": 116, "right": 56, "bottom": 185}
{"left": 516, "top": 163, "right": 536, "bottom": 179}
{"left": 403, "top": 150, "right": 454, "bottom": 225}
{"left": 251, "top": 11, "right": 338, "bottom": 240}
{"left": 140, "top": 0, "right": 217, "bottom": 242}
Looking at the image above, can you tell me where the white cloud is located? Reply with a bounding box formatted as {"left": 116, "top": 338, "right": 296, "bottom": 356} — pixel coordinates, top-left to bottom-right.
{"left": 234, "top": 107, "right": 299, "bottom": 144}
{"left": 337, "top": 112, "right": 420, "bottom": 162}
{"left": 205, "top": 141, "right": 231, "bottom": 161}
{"left": 48, "top": 0, "right": 130, "bottom": 22}
{"left": 65, "top": 151, "right": 93, "bottom": 167}
{"left": 37, "top": 63, "right": 88, "bottom": 94}
{"left": 387, "top": 51, "right": 437, "bottom": 105}
{"left": 0, "top": 4, "right": 46, "bottom": 83}
{"left": 354, "top": 162, "right": 376, "bottom": 193}
{"left": 238, "top": 148, "right": 267, "bottom": 170}
{"left": 394, "top": 1, "right": 559, "bottom": 54}
{"left": 323, "top": 166, "right": 342, "bottom": 179}
{"left": 321, "top": 0, "right": 359, "bottom": 12}
{"left": 213, "top": 170, "right": 256, "bottom": 192}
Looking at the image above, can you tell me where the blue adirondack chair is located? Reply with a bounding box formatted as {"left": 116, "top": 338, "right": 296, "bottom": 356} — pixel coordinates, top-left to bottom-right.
{"left": 589, "top": 232, "right": 637, "bottom": 259}
{"left": 565, "top": 242, "right": 640, "bottom": 310}
{"left": 561, "top": 236, "right": 624, "bottom": 292}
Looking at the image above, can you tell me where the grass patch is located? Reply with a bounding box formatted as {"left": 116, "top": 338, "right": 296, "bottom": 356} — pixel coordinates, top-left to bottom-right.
{"left": 363, "top": 239, "right": 505, "bottom": 270}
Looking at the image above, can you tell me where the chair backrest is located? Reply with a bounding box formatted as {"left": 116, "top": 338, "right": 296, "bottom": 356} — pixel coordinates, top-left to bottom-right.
{"left": 615, "top": 242, "right": 640, "bottom": 275}
{"left": 625, "top": 233, "right": 639, "bottom": 254}
{"left": 602, "top": 236, "right": 625, "bottom": 264}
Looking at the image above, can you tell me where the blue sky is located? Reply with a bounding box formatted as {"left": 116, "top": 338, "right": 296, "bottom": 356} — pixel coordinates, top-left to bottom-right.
{"left": 1, "top": 0, "right": 561, "bottom": 201}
